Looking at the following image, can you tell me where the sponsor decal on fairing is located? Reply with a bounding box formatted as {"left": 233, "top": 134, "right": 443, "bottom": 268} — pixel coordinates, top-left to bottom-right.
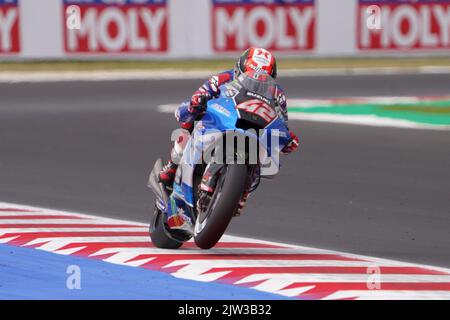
{"left": 211, "top": 103, "right": 231, "bottom": 116}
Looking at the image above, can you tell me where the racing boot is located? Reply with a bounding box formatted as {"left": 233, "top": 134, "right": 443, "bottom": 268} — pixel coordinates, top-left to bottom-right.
{"left": 158, "top": 128, "right": 190, "bottom": 187}
{"left": 158, "top": 160, "right": 178, "bottom": 187}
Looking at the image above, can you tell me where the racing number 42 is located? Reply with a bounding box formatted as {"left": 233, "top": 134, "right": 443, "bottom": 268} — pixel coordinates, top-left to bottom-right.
{"left": 236, "top": 99, "right": 277, "bottom": 123}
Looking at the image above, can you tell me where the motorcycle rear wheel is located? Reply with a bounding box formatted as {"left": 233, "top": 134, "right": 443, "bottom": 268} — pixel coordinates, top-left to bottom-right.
{"left": 150, "top": 208, "right": 183, "bottom": 249}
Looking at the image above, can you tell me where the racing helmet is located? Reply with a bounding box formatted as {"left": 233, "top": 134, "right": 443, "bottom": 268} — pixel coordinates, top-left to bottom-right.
{"left": 235, "top": 47, "right": 277, "bottom": 79}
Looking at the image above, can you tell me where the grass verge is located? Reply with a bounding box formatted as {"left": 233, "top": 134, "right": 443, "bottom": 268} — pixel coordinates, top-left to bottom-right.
{"left": 0, "top": 57, "right": 449, "bottom": 72}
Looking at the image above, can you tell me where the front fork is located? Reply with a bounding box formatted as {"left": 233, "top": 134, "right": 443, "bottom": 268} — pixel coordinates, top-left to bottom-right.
{"left": 197, "top": 163, "right": 260, "bottom": 216}
{"left": 197, "top": 163, "right": 224, "bottom": 214}
{"left": 237, "top": 165, "right": 261, "bottom": 216}
{"left": 200, "top": 163, "right": 224, "bottom": 193}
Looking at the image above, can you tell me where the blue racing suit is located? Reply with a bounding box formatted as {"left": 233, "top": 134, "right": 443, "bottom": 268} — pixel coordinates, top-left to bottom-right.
{"left": 175, "top": 69, "right": 289, "bottom": 131}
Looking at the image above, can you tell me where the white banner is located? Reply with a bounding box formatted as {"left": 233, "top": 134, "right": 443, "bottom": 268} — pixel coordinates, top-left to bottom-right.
{"left": 1, "top": 0, "right": 449, "bottom": 60}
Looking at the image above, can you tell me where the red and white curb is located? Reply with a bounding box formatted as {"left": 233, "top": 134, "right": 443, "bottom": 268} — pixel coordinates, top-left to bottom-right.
{"left": 1, "top": 201, "right": 450, "bottom": 300}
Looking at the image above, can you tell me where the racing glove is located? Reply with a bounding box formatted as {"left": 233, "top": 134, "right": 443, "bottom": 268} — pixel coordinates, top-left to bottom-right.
{"left": 188, "top": 91, "right": 210, "bottom": 114}
{"left": 281, "top": 131, "right": 300, "bottom": 154}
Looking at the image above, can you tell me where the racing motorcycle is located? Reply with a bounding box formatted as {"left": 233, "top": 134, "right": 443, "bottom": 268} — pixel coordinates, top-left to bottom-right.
{"left": 147, "top": 71, "right": 291, "bottom": 249}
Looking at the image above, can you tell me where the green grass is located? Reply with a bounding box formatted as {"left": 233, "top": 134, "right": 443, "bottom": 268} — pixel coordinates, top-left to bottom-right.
{"left": 288, "top": 99, "right": 450, "bottom": 126}
{"left": 0, "top": 57, "right": 449, "bottom": 72}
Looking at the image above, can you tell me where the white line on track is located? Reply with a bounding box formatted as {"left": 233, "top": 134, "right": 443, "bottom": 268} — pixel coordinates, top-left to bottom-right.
{"left": 157, "top": 100, "right": 450, "bottom": 131}
{"left": 0, "top": 202, "right": 147, "bottom": 226}
{"left": 235, "top": 274, "right": 450, "bottom": 284}
{"left": 88, "top": 247, "right": 329, "bottom": 257}
{"left": 0, "top": 227, "right": 148, "bottom": 234}
{"left": 162, "top": 260, "right": 424, "bottom": 269}
{"left": 287, "top": 113, "right": 450, "bottom": 130}
{"left": 1, "top": 66, "right": 450, "bottom": 83}
{"left": 324, "top": 291, "right": 450, "bottom": 300}
{"left": 25, "top": 236, "right": 150, "bottom": 245}
{"left": 0, "top": 219, "right": 140, "bottom": 224}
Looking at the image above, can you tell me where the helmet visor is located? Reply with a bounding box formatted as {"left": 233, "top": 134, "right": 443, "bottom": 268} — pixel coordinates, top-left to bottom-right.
{"left": 237, "top": 70, "right": 276, "bottom": 100}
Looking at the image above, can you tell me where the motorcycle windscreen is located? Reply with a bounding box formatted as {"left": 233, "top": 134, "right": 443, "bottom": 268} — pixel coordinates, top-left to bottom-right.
{"left": 234, "top": 90, "right": 279, "bottom": 129}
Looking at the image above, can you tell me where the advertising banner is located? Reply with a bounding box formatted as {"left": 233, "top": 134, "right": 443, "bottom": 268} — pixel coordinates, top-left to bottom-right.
{"left": 358, "top": 0, "right": 450, "bottom": 51}
{"left": 63, "top": 0, "right": 168, "bottom": 54}
{"left": 0, "top": 0, "right": 20, "bottom": 54}
{"left": 212, "top": 0, "right": 316, "bottom": 53}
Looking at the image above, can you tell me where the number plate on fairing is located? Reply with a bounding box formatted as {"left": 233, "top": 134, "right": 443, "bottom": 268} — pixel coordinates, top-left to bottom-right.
{"left": 235, "top": 91, "right": 277, "bottom": 128}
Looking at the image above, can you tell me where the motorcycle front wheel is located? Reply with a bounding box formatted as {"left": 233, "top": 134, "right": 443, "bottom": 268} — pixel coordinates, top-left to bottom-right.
{"left": 194, "top": 164, "right": 248, "bottom": 249}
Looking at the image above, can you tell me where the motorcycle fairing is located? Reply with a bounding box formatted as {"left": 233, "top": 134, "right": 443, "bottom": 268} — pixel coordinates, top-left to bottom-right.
{"left": 172, "top": 83, "right": 291, "bottom": 210}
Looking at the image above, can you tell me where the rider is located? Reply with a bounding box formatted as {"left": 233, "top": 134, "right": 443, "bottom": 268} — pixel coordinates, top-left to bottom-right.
{"left": 159, "top": 47, "right": 300, "bottom": 229}
{"left": 160, "top": 47, "right": 299, "bottom": 184}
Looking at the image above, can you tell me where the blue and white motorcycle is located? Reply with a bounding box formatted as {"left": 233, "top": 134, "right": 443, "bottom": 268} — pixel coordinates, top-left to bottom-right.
{"left": 148, "top": 71, "right": 291, "bottom": 249}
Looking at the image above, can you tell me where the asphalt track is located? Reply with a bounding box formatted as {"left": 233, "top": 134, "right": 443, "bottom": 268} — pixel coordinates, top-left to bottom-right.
{"left": 0, "top": 73, "right": 449, "bottom": 268}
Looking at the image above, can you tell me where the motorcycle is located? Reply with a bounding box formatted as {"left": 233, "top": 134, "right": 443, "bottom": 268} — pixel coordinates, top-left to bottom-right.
{"left": 147, "top": 71, "right": 291, "bottom": 249}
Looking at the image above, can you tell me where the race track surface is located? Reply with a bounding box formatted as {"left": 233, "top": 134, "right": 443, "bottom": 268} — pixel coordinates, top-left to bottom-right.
{"left": 0, "top": 73, "right": 449, "bottom": 267}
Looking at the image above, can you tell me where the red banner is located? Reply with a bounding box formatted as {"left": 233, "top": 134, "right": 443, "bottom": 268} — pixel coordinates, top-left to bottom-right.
{"left": 358, "top": 0, "right": 450, "bottom": 51}
{"left": 64, "top": 0, "right": 168, "bottom": 54}
{"left": 212, "top": 0, "right": 315, "bottom": 53}
{"left": 0, "top": 0, "right": 20, "bottom": 54}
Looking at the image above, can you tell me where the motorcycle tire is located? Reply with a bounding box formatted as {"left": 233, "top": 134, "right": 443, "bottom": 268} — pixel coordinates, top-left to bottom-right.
{"left": 194, "top": 164, "right": 248, "bottom": 249}
{"left": 150, "top": 208, "right": 183, "bottom": 249}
